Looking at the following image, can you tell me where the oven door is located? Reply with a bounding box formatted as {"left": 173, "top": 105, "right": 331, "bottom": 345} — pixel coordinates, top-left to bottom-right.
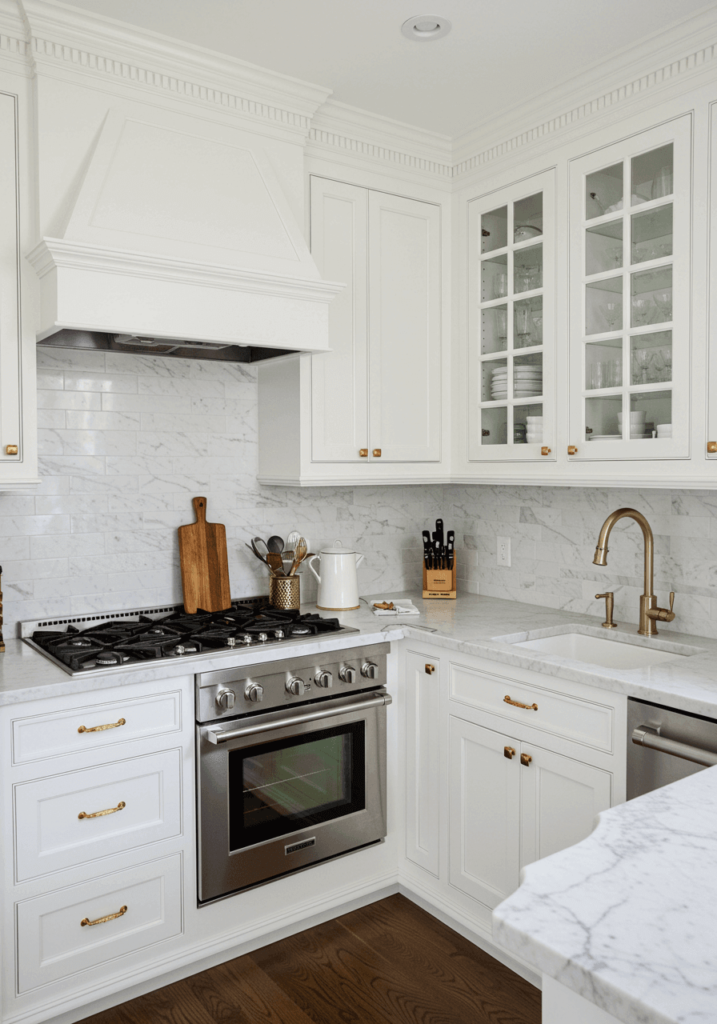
{"left": 197, "top": 689, "right": 390, "bottom": 902}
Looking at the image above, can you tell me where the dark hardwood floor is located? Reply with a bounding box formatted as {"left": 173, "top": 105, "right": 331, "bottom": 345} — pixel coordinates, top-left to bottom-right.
{"left": 83, "top": 894, "right": 541, "bottom": 1024}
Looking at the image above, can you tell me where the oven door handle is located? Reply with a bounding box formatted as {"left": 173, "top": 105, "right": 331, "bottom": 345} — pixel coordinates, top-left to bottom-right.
{"left": 203, "top": 691, "right": 393, "bottom": 745}
{"left": 632, "top": 725, "right": 717, "bottom": 767}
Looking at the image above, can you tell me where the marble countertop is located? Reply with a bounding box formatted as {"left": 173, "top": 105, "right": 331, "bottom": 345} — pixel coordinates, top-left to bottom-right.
{"left": 493, "top": 765, "right": 717, "bottom": 1024}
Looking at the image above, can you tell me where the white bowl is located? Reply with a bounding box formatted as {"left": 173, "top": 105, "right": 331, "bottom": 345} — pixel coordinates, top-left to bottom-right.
{"left": 656, "top": 423, "right": 673, "bottom": 437}
{"left": 525, "top": 416, "right": 543, "bottom": 424}
{"left": 618, "top": 411, "right": 646, "bottom": 425}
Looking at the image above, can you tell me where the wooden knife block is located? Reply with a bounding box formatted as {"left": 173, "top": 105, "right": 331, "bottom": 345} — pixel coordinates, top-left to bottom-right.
{"left": 423, "top": 555, "right": 456, "bottom": 599}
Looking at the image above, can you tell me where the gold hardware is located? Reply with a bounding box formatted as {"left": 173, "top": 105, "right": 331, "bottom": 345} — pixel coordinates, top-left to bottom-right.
{"left": 593, "top": 508, "right": 673, "bottom": 637}
{"left": 359, "top": 449, "right": 368, "bottom": 458}
{"left": 373, "top": 449, "right": 382, "bottom": 458}
{"left": 595, "top": 592, "right": 617, "bottom": 629}
{"left": 520, "top": 753, "right": 532, "bottom": 767}
{"left": 425, "top": 664, "right": 435, "bottom": 675}
{"left": 504, "top": 746, "right": 516, "bottom": 760}
{"left": 78, "top": 801, "right": 126, "bottom": 820}
{"left": 78, "top": 718, "right": 126, "bottom": 734}
{"left": 541, "top": 446, "right": 551, "bottom": 456}
{"left": 504, "top": 694, "right": 538, "bottom": 711}
{"left": 708, "top": 442, "right": 717, "bottom": 454}
{"left": 567, "top": 445, "right": 578, "bottom": 455}
{"left": 81, "top": 905, "right": 127, "bottom": 927}
{"left": 5, "top": 445, "right": 17, "bottom": 455}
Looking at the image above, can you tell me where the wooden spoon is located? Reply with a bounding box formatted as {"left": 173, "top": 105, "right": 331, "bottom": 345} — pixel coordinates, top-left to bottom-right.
{"left": 288, "top": 537, "right": 307, "bottom": 576}
{"left": 266, "top": 552, "right": 285, "bottom": 576}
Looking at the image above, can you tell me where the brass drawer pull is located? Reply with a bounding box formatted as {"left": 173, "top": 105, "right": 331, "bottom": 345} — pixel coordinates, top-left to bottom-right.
{"left": 425, "top": 664, "right": 435, "bottom": 675}
{"left": 504, "top": 694, "right": 538, "bottom": 711}
{"left": 78, "top": 717, "right": 126, "bottom": 734}
{"left": 708, "top": 442, "right": 717, "bottom": 454}
{"left": 504, "top": 746, "right": 515, "bottom": 759}
{"left": 540, "top": 446, "right": 551, "bottom": 456}
{"left": 359, "top": 449, "right": 368, "bottom": 458}
{"left": 81, "top": 905, "right": 127, "bottom": 927}
{"left": 520, "top": 752, "right": 532, "bottom": 767}
{"left": 5, "top": 445, "right": 18, "bottom": 455}
{"left": 373, "top": 449, "right": 382, "bottom": 458}
{"left": 78, "top": 801, "right": 126, "bottom": 820}
{"left": 567, "top": 445, "right": 578, "bottom": 455}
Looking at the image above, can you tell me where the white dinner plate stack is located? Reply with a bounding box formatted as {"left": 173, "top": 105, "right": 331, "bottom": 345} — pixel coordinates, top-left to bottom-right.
{"left": 491, "top": 365, "right": 543, "bottom": 400}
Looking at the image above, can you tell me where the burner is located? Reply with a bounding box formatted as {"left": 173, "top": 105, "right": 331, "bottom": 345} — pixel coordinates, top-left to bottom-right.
{"left": 95, "top": 651, "right": 129, "bottom": 667}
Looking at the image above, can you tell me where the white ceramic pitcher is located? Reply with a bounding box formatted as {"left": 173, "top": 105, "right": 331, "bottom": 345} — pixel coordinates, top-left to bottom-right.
{"left": 308, "top": 540, "right": 364, "bottom": 611}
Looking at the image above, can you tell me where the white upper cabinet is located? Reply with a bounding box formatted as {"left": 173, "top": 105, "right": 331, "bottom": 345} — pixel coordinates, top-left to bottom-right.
{"left": 468, "top": 170, "right": 555, "bottom": 462}
{"left": 568, "top": 116, "right": 691, "bottom": 461}
{"left": 258, "top": 176, "right": 445, "bottom": 485}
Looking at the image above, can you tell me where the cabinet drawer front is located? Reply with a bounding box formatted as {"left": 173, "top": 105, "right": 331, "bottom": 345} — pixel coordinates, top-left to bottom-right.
{"left": 449, "top": 662, "right": 613, "bottom": 753}
{"left": 16, "top": 853, "right": 182, "bottom": 993}
{"left": 12, "top": 690, "right": 181, "bottom": 765}
{"left": 15, "top": 749, "right": 182, "bottom": 881}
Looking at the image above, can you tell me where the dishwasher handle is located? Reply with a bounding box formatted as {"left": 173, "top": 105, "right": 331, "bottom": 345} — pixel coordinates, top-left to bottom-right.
{"left": 203, "top": 691, "right": 392, "bottom": 745}
{"left": 632, "top": 725, "right": 717, "bottom": 768}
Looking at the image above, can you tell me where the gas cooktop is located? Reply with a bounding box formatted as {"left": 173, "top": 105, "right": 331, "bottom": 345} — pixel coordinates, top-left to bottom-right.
{"left": 21, "top": 599, "right": 360, "bottom": 675}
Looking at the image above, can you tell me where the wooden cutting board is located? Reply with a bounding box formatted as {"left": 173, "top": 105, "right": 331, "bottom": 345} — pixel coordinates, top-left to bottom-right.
{"left": 178, "top": 497, "right": 232, "bottom": 614}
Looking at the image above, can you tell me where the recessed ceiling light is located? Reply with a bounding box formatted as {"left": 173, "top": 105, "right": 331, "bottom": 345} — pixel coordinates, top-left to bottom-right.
{"left": 401, "top": 15, "right": 451, "bottom": 41}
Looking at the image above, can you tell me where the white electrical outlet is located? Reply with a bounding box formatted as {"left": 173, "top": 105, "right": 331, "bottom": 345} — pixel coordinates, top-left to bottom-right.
{"left": 497, "top": 536, "right": 511, "bottom": 567}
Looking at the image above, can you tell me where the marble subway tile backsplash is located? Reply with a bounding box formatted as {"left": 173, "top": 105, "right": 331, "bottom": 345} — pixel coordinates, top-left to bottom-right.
{"left": 2, "top": 348, "right": 716, "bottom": 640}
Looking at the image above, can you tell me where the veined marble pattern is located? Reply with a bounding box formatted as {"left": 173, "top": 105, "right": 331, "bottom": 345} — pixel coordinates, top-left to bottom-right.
{"left": 5, "top": 347, "right": 717, "bottom": 638}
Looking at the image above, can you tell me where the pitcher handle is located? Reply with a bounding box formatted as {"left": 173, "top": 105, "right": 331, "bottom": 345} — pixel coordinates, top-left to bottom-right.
{"left": 355, "top": 553, "right": 365, "bottom": 569}
{"left": 308, "top": 554, "right": 321, "bottom": 584}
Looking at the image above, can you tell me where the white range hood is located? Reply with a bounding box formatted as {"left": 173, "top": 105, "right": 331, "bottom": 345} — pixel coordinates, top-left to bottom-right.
{"left": 27, "top": 110, "right": 343, "bottom": 360}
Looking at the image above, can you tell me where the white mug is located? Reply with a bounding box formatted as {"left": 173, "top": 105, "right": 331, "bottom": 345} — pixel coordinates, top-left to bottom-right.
{"left": 308, "top": 541, "right": 364, "bottom": 611}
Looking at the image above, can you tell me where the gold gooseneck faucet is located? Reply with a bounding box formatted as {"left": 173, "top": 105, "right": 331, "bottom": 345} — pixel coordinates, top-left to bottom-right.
{"left": 592, "top": 507, "right": 676, "bottom": 637}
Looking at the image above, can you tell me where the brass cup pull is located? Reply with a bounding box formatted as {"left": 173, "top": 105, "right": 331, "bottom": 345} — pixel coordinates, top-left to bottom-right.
{"left": 708, "top": 442, "right": 717, "bottom": 454}
{"left": 359, "top": 449, "right": 368, "bottom": 458}
{"left": 504, "top": 746, "right": 516, "bottom": 760}
{"left": 425, "top": 664, "right": 435, "bottom": 675}
{"left": 520, "top": 753, "right": 532, "bottom": 767}
{"left": 78, "top": 718, "right": 126, "bottom": 734}
{"left": 541, "top": 446, "right": 551, "bottom": 456}
{"left": 78, "top": 801, "right": 126, "bottom": 820}
{"left": 504, "top": 694, "right": 538, "bottom": 711}
{"left": 373, "top": 449, "right": 382, "bottom": 458}
{"left": 567, "top": 445, "right": 578, "bottom": 455}
{"left": 81, "top": 905, "right": 127, "bottom": 927}
{"left": 5, "top": 445, "right": 18, "bottom": 455}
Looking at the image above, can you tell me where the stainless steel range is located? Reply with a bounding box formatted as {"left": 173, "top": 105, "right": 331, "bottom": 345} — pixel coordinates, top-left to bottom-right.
{"left": 196, "top": 642, "right": 391, "bottom": 902}
{"left": 20, "top": 598, "right": 360, "bottom": 674}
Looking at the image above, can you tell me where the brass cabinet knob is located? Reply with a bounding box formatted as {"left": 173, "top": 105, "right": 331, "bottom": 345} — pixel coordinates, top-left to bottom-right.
{"left": 5, "top": 445, "right": 18, "bottom": 455}
{"left": 708, "top": 442, "right": 717, "bottom": 454}
{"left": 540, "top": 446, "right": 551, "bottom": 456}
{"left": 373, "top": 449, "right": 382, "bottom": 458}
{"left": 520, "top": 753, "right": 532, "bottom": 767}
{"left": 504, "top": 746, "right": 516, "bottom": 760}
{"left": 425, "top": 663, "right": 435, "bottom": 675}
{"left": 567, "top": 445, "right": 578, "bottom": 455}
{"left": 359, "top": 449, "right": 368, "bottom": 458}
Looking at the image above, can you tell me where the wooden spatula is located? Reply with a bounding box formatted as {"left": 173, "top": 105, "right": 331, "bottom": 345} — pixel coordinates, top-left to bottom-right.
{"left": 178, "top": 497, "right": 232, "bottom": 614}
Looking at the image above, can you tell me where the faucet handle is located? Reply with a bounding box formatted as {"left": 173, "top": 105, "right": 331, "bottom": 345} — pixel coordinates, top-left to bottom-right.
{"left": 648, "top": 592, "right": 676, "bottom": 623}
{"left": 595, "top": 592, "right": 617, "bottom": 629}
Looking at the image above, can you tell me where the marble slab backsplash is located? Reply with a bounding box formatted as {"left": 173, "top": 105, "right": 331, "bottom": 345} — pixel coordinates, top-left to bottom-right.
{"left": 1, "top": 347, "right": 715, "bottom": 640}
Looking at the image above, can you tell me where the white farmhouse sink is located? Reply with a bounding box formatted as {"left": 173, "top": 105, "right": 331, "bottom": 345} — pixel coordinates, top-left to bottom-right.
{"left": 511, "top": 632, "right": 684, "bottom": 670}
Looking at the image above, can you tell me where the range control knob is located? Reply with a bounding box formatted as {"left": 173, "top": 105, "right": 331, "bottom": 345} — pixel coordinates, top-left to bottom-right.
{"left": 361, "top": 662, "right": 379, "bottom": 679}
{"left": 286, "top": 677, "right": 307, "bottom": 696}
{"left": 339, "top": 666, "right": 357, "bottom": 684}
{"left": 244, "top": 682, "right": 264, "bottom": 703}
{"left": 216, "top": 688, "right": 236, "bottom": 710}
{"left": 314, "top": 670, "right": 333, "bottom": 688}
{"left": 258, "top": 632, "right": 268, "bottom": 643}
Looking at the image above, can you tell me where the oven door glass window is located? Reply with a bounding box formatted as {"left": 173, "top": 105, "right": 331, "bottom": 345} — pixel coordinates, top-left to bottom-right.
{"left": 228, "top": 721, "right": 365, "bottom": 851}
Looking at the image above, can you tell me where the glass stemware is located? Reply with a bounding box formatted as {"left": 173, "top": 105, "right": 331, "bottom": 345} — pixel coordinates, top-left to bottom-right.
{"left": 632, "top": 297, "right": 653, "bottom": 326}
{"left": 634, "top": 348, "right": 652, "bottom": 384}
{"left": 603, "top": 302, "right": 621, "bottom": 331}
{"left": 654, "top": 290, "right": 672, "bottom": 322}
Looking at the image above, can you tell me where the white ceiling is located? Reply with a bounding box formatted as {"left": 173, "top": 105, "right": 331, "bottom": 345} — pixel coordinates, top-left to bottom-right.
{"left": 64, "top": 0, "right": 712, "bottom": 136}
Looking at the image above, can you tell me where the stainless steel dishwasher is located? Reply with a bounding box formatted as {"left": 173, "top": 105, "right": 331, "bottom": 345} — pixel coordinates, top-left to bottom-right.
{"left": 628, "top": 697, "right": 717, "bottom": 799}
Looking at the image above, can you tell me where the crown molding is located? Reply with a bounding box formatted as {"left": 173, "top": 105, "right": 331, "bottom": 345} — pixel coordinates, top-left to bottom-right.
{"left": 452, "top": 4, "right": 717, "bottom": 180}
{"left": 0, "top": 0, "right": 29, "bottom": 68}
{"left": 19, "top": 0, "right": 331, "bottom": 136}
{"left": 308, "top": 98, "right": 453, "bottom": 183}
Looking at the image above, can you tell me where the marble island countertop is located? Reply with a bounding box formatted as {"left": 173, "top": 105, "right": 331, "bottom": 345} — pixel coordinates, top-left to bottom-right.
{"left": 493, "top": 765, "right": 717, "bottom": 1024}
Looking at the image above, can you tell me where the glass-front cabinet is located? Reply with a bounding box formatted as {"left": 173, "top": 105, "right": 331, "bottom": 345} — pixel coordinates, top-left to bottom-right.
{"left": 468, "top": 170, "right": 555, "bottom": 461}
{"left": 569, "top": 116, "right": 691, "bottom": 460}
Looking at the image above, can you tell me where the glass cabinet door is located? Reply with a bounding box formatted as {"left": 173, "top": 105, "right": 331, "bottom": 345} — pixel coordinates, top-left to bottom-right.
{"left": 468, "top": 170, "right": 555, "bottom": 461}
{"left": 569, "top": 116, "right": 691, "bottom": 460}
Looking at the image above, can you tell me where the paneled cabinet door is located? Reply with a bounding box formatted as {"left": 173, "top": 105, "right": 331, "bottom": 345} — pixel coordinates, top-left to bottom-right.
{"left": 568, "top": 115, "right": 691, "bottom": 460}
{"left": 310, "top": 178, "right": 369, "bottom": 463}
{"left": 708, "top": 102, "right": 717, "bottom": 466}
{"left": 468, "top": 170, "right": 555, "bottom": 461}
{"left": 368, "top": 191, "right": 441, "bottom": 462}
{"left": 405, "top": 652, "right": 441, "bottom": 876}
{"left": 519, "top": 743, "right": 612, "bottom": 870}
{"left": 0, "top": 91, "right": 22, "bottom": 467}
{"left": 448, "top": 715, "right": 521, "bottom": 908}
